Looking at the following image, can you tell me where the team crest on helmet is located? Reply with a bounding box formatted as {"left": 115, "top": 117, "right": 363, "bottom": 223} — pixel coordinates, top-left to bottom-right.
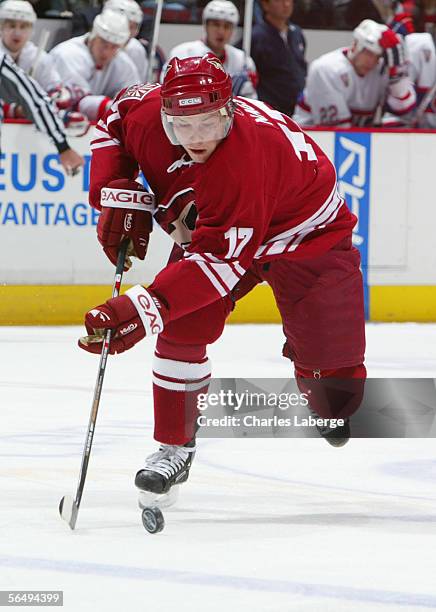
{"left": 340, "top": 73, "right": 349, "bottom": 87}
{"left": 206, "top": 57, "right": 225, "bottom": 72}
{"left": 163, "top": 62, "right": 173, "bottom": 79}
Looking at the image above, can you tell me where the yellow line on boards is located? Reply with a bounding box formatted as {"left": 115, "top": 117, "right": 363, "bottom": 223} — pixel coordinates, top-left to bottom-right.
{"left": 1, "top": 285, "right": 436, "bottom": 324}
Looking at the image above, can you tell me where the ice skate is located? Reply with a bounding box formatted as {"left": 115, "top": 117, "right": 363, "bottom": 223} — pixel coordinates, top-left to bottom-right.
{"left": 314, "top": 415, "right": 350, "bottom": 447}
{"left": 135, "top": 440, "right": 196, "bottom": 496}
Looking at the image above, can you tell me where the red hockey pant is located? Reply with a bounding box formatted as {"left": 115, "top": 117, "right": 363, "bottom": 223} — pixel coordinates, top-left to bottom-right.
{"left": 152, "top": 237, "right": 366, "bottom": 444}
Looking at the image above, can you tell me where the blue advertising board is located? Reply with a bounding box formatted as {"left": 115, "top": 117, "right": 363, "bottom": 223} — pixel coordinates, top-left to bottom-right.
{"left": 334, "top": 132, "right": 371, "bottom": 319}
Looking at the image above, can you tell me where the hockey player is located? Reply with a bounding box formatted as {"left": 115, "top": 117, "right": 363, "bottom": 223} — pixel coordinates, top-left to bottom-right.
{"left": 0, "top": 1, "right": 60, "bottom": 94}
{"left": 383, "top": 31, "right": 436, "bottom": 127}
{"left": 0, "top": 48, "right": 83, "bottom": 174}
{"left": 162, "top": 0, "right": 258, "bottom": 98}
{"left": 386, "top": 9, "right": 436, "bottom": 128}
{"left": 78, "top": 55, "right": 366, "bottom": 500}
{"left": 0, "top": 0, "right": 89, "bottom": 136}
{"left": 104, "top": 0, "right": 149, "bottom": 81}
{"left": 293, "top": 19, "right": 416, "bottom": 127}
{"left": 50, "top": 9, "right": 141, "bottom": 122}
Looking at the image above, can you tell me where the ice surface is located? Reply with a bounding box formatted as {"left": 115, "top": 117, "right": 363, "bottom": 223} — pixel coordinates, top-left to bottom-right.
{"left": 1, "top": 324, "right": 436, "bottom": 611}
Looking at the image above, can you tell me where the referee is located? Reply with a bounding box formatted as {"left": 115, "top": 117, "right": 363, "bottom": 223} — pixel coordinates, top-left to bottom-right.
{"left": 0, "top": 51, "right": 83, "bottom": 175}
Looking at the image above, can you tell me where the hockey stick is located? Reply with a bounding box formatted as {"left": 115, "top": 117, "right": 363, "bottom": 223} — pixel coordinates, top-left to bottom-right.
{"left": 145, "top": 0, "right": 164, "bottom": 83}
{"left": 229, "top": 0, "right": 254, "bottom": 96}
{"left": 59, "top": 239, "right": 129, "bottom": 530}
{"left": 29, "top": 29, "right": 50, "bottom": 78}
{"left": 413, "top": 79, "right": 436, "bottom": 127}
{"left": 242, "top": 0, "right": 254, "bottom": 58}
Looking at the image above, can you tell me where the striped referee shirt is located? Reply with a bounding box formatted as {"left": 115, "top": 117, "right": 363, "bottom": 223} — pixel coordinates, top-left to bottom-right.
{"left": 0, "top": 51, "right": 69, "bottom": 153}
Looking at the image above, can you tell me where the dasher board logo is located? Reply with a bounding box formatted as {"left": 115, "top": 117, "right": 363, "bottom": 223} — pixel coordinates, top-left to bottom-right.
{"left": 334, "top": 132, "right": 371, "bottom": 319}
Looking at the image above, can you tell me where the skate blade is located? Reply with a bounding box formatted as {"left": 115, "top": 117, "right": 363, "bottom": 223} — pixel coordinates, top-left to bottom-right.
{"left": 59, "top": 495, "right": 78, "bottom": 530}
{"left": 138, "top": 485, "right": 180, "bottom": 510}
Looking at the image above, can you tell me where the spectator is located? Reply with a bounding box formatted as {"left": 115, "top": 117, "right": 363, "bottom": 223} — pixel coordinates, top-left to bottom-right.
{"left": 251, "top": 0, "right": 306, "bottom": 116}
{"left": 71, "top": 2, "right": 101, "bottom": 37}
{"left": 163, "top": 0, "right": 258, "bottom": 98}
{"left": 332, "top": 0, "right": 385, "bottom": 29}
{"left": 292, "top": 0, "right": 334, "bottom": 29}
{"left": 50, "top": 9, "right": 141, "bottom": 122}
{"left": 293, "top": 19, "right": 416, "bottom": 126}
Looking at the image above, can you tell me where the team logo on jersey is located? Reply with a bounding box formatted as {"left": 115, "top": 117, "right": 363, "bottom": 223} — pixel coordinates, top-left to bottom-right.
{"left": 121, "top": 83, "right": 159, "bottom": 101}
{"left": 207, "top": 57, "right": 225, "bottom": 72}
{"left": 340, "top": 73, "right": 349, "bottom": 87}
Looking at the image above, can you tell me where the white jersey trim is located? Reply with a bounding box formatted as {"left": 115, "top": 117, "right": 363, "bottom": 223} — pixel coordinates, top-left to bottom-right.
{"left": 255, "top": 184, "right": 343, "bottom": 257}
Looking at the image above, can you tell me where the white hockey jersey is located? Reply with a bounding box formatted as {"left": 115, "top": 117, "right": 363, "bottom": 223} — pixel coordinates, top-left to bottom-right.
{"left": 162, "top": 39, "right": 258, "bottom": 99}
{"left": 50, "top": 34, "right": 141, "bottom": 120}
{"left": 293, "top": 47, "right": 416, "bottom": 127}
{"left": 125, "top": 37, "right": 149, "bottom": 82}
{"left": 0, "top": 40, "right": 61, "bottom": 92}
{"left": 405, "top": 33, "right": 436, "bottom": 128}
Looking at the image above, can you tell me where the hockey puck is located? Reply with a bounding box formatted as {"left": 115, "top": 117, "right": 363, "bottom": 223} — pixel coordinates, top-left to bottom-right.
{"left": 141, "top": 506, "right": 165, "bottom": 534}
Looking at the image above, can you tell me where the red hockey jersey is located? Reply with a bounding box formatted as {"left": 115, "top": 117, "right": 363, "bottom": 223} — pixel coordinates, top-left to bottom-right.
{"left": 90, "top": 84, "right": 356, "bottom": 323}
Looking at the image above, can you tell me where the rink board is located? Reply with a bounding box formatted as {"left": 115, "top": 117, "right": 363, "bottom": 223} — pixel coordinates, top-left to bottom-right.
{"left": 1, "top": 122, "right": 436, "bottom": 323}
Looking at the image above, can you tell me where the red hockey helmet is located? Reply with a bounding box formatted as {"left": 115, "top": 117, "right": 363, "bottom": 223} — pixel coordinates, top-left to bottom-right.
{"left": 161, "top": 53, "right": 232, "bottom": 116}
{"left": 161, "top": 53, "right": 234, "bottom": 147}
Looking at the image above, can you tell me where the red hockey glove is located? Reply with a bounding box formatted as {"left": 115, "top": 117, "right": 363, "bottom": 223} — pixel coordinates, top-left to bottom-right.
{"left": 380, "top": 29, "right": 406, "bottom": 81}
{"left": 78, "top": 285, "right": 168, "bottom": 355}
{"left": 48, "top": 85, "right": 73, "bottom": 110}
{"left": 389, "top": 13, "right": 415, "bottom": 37}
{"left": 97, "top": 179, "right": 155, "bottom": 270}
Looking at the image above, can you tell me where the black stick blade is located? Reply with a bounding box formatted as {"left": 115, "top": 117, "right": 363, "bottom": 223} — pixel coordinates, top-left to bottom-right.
{"left": 59, "top": 495, "right": 79, "bottom": 530}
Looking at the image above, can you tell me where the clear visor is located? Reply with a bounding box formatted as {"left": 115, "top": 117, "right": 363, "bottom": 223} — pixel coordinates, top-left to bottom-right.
{"left": 161, "top": 105, "right": 233, "bottom": 147}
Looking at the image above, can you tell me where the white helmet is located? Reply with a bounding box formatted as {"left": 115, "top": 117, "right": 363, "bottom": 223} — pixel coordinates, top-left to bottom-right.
{"left": 0, "top": 0, "right": 36, "bottom": 24}
{"left": 90, "top": 9, "right": 130, "bottom": 46}
{"left": 202, "top": 0, "right": 239, "bottom": 26}
{"left": 104, "top": 0, "right": 142, "bottom": 24}
{"left": 351, "top": 19, "right": 388, "bottom": 58}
